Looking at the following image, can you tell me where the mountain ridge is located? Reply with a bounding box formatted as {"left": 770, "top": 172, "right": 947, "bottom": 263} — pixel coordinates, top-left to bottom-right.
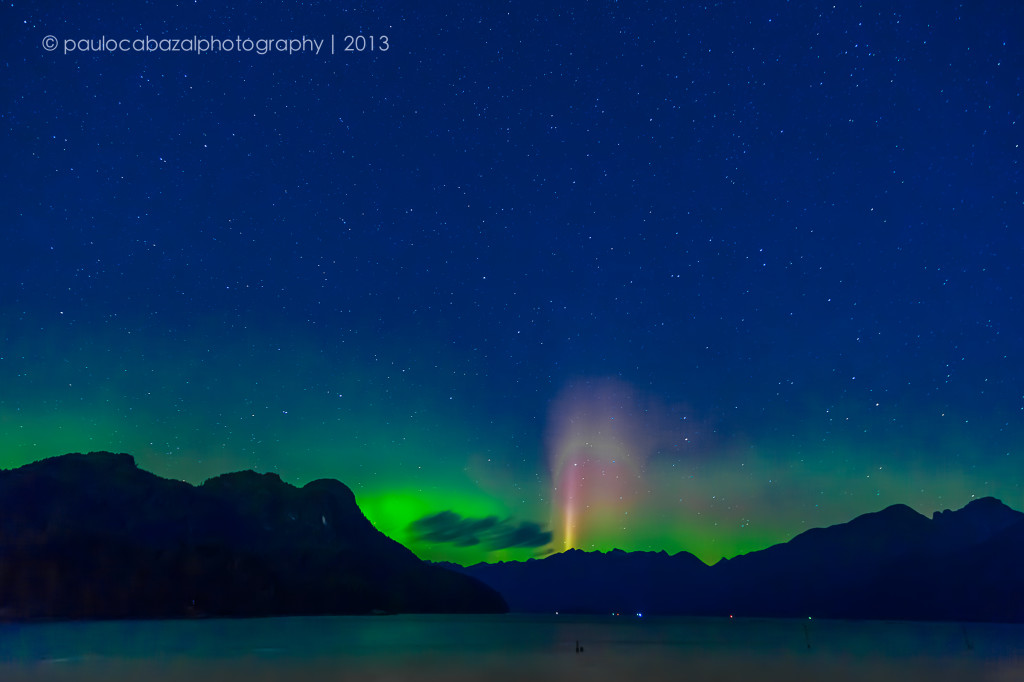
{"left": 4, "top": 452, "right": 1021, "bottom": 622}
{"left": 442, "top": 496, "right": 1024, "bottom": 622}
{"left": 0, "top": 451, "right": 507, "bottom": 620}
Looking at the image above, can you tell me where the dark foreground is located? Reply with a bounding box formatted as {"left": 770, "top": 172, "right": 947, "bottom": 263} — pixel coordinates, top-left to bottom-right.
{"left": 2, "top": 614, "right": 1022, "bottom": 682}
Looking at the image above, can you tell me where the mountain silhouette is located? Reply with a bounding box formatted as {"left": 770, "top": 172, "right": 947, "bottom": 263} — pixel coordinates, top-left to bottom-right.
{"left": 0, "top": 452, "right": 507, "bottom": 620}
{"left": 439, "top": 548, "right": 708, "bottom": 614}
{"left": 446, "top": 498, "right": 1024, "bottom": 622}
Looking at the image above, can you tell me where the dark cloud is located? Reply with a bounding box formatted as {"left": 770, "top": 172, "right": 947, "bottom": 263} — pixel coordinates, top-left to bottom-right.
{"left": 409, "top": 511, "right": 553, "bottom": 550}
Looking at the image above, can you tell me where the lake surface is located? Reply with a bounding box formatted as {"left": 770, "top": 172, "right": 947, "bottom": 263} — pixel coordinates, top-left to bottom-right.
{"left": 2, "top": 614, "right": 1022, "bottom": 681}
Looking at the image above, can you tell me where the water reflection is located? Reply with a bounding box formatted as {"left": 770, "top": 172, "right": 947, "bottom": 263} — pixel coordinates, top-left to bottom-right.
{"left": 2, "top": 615, "right": 1022, "bottom": 682}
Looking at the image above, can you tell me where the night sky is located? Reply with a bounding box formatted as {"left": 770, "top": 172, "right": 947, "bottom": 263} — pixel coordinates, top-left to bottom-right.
{"left": 2, "top": 1, "right": 1021, "bottom": 566}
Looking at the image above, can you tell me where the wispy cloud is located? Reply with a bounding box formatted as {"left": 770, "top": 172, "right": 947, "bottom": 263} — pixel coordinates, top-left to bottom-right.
{"left": 409, "top": 510, "right": 552, "bottom": 550}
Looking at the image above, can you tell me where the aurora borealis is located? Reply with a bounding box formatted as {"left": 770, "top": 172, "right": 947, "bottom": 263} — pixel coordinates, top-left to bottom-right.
{"left": 2, "top": 2, "right": 1022, "bottom": 566}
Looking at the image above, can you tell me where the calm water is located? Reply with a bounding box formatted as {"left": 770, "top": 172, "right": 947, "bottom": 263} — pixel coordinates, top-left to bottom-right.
{"left": 2, "top": 614, "right": 1022, "bottom": 681}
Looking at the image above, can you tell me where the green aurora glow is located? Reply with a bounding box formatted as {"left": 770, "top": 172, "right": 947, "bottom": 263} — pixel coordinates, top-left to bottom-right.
{"left": 1, "top": 321, "right": 1017, "bottom": 565}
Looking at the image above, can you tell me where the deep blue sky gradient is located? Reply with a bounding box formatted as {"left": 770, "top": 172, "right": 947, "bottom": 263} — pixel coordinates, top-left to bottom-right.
{"left": 2, "top": 1, "right": 1021, "bottom": 563}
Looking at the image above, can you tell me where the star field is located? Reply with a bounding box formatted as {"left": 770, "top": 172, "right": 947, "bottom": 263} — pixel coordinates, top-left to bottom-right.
{"left": 1, "top": 1, "right": 1022, "bottom": 564}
